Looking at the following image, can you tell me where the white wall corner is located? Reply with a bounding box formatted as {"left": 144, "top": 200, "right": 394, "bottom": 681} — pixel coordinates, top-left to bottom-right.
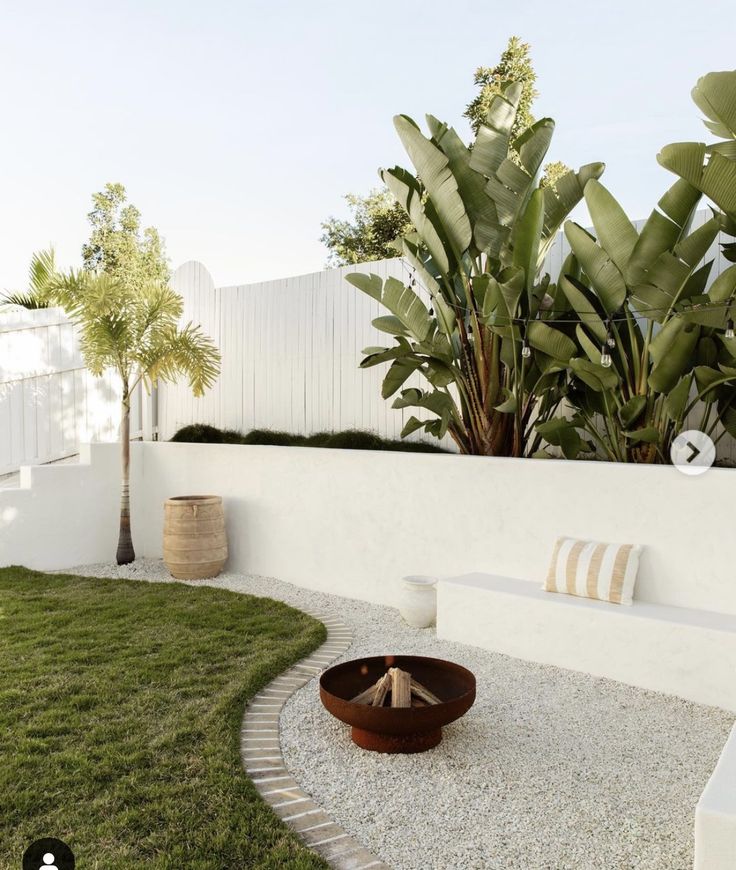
{"left": 695, "top": 724, "right": 736, "bottom": 869}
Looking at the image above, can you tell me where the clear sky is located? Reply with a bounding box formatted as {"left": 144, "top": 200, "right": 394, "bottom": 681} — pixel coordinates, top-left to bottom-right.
{"left": 1, "top": 0, "right": 734, "bottom": 291}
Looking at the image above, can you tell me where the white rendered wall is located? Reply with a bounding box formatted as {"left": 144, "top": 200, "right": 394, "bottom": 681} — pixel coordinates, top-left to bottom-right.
{"left": 0, "top": 443, "right": 121, "bottom": 570}
{"left": 437, "top": 574, "right": 736, "bottom": 711}
{"left": 3, "top": 441, "right": 736, "bottom": 618}
{"left": 696, "top": 724, "right": 736, "bottom": 869}
{"left": 125, "top": 442, "right": 736, "bottom": 616}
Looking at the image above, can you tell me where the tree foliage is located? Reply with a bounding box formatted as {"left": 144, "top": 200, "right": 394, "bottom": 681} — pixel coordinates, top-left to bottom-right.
{"left": 347, "top": 83, "right": 603, "bottom": 456}
{"left": 82, "top": 182, "right": 170, "bottom": 290}
{"left": 320, "top": 189, "right": 413, "bottom": 266}
{"left": 44, "top": 270, "right": 220, "bottom": 399}
{"left": 322, "top": 37, "right": 569, "bottom": 267}
{"left": 547, "top": 178, "right": 736, "bottom": 463}
{"left": 41, "top": 261, "right": 220, "bottom": 563}
{"left": 463, "top": 36, "right": 538, "bottom": 140}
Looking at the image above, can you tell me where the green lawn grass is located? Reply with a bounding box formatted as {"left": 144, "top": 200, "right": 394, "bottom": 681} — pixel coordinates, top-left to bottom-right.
{"left": 0, "top": 567, "right": 328, "bottom": 869}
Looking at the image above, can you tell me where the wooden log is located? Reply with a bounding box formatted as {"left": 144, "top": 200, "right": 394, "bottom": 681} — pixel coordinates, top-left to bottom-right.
{"left": 371, "top": 671, "right": 393, "bottom": 707}
{"left": 389, "top": 667, "right": 411, "bottom": 708}
{"left": 410, "top": 678, "right": 442, "bottom": 706}
{"left": 351, "top": 677, "right": 383, "bottom": 705}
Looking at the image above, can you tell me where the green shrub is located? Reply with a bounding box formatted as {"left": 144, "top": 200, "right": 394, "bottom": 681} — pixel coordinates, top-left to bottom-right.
{"left": 321, "top": 430, "right": 385, "bottom": 450}
{"left": 170, "top": 423, "right": 245, "bottom": 444}
{"left": 241, "top": 428, "right": 305, "bottom": 446}
{"left": 302, "top": 431, "right": 332, "bottom": 446}
{"left": 170, "top": 424, "right": 448, "bottom": 454}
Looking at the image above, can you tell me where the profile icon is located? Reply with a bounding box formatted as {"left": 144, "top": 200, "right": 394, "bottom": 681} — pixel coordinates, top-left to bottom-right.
{"left": 22, "top": 839, "right": 74, "bottom": 870}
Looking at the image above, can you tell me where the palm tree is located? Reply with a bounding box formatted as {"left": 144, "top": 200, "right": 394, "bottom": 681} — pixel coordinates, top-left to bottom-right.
{"left": 0, "top": 248, "right": 55, "bottom": 309}
{"left": 43, "top": 261, "right": 221, "bottom": 564}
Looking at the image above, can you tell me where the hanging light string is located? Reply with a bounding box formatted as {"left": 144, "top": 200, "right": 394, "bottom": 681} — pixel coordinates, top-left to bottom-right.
{"left": 399, "top": 262, "right": 736, "bottom": 327}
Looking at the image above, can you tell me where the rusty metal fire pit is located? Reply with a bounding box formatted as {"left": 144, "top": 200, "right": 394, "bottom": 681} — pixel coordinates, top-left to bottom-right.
{"left": 319, "top": 655, "right": 476, "bottom": 753}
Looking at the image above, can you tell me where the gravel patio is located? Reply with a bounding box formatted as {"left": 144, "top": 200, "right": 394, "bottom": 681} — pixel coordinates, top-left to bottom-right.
{"left": 74, "top": 560, "right": 733, "bottom": 870}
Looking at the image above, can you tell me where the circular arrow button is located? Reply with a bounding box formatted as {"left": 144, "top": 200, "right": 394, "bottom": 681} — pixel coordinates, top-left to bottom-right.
{"left": 670, "top": 429, "right": 716, "bottom": 475}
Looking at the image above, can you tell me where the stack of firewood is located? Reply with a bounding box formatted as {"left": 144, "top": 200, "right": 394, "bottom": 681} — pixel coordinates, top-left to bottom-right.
{"left": 351, "top": 667, "right": 442, "bottom": 708}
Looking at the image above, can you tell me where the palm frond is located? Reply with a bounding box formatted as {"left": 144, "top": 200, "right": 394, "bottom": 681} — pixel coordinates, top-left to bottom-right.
{"left": 0, "top": 290, "right": 50, "bottom": 310}
{"left": 132, "top": 282, "right": 184, "bottom": 343}
{"left": 140, "top": 323, "right": 221, "bottom": 396}
{"left": 29, "top": 248, "right": 57, "bottom": 298}
{"left": 0, "top": 248, "right": 58, "bottom": 309}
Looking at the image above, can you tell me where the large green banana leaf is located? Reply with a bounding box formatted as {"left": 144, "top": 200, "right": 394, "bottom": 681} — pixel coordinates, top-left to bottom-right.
{"left": 564, "top": 221, "right": 627, "bottom": 311}
{"left": 691, "top": 71, "right": 736, "bottom": 139}
{"left": 382, "top": 357, "right": 423, "bottom": 398}
{"left": 585, "top": 179, "right": 638, "bottom": 273}
{"left": 648, "top": 318, "right": 700, "bottom": 393}
{"left": 426, "top": 116, "right": 502, "bottom": 257}
{"left": 381, "top": 167, "right": 451, "bottom": 274}
{"left": 394, "top": 115, "right": 472, "bottom": 260}
{"left": 627, "top": 180, "right": 701, "bottom": 284}
{"left": 656, "top": 73, "right": 736, "bottom": 220}
{"left": 527, "top": 320, "right": 576, "bottom": 361}
{"left": 512, "top": 189, "right": 545, "bottom": 294}
{"left": 658, "top": 146, "right": 736, "bottom": 217}
{"left": 540, "top": 163, "right": 605, "bottom": 260}
{"left": 486, "top": 118, "right": 554, "bottom": 228}
{"left": 346, "top": 273, "right": 433, "bottom": 341}
{"left": 468, "top": 82, "right": 523, "bottom": 178}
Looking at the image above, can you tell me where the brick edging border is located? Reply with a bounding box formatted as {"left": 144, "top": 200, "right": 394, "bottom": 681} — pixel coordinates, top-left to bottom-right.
{"left": 240, "top": 608, "right": 390, "bottom": 870}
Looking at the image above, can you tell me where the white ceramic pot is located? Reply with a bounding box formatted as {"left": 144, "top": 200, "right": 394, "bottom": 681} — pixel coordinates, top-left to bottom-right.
{"left": 398, "top": 575, "right": 438, "bottom": 628}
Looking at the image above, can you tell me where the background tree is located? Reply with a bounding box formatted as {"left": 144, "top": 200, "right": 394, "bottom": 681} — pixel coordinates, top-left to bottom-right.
{"left": 322, "top": 36, "right": 569, "bottom": 266}
{"left": 82, "top": 182, "right": 170, "bottom": 289}
{"left": 42, "top": 263, "right": 220, "bottom": 564}
{"left": 320, "top": 189, "right": 413, "bottom": 266}
{"left": 463, "top": 36, "right": 537, "bottom": 142}
{"left": 465, "top": 36, "right": 569, "bottom": 184}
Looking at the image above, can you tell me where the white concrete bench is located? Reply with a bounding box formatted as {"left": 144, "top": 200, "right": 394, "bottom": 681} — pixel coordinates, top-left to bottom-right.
{"left": 695, "top": 724, "right": 736, "bottom": 869}
{"left": 436, "top": 573, "right": 736, "bottom": 712}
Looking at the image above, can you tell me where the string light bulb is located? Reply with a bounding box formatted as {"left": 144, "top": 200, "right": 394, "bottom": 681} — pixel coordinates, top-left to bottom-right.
{"left": 606, "top": 334, "right": 616, "bottom": 348}
{"left": 521, "top": 342, "right": 531, "bottom": 359}
{"left": 726, "top": 318, "right": 735, "bottom": 340}
{"left": 600, "top": 345, "right": 612, "bottom": 368}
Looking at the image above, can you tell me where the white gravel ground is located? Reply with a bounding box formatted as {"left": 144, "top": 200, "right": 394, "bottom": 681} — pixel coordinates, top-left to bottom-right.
{"left": 71, "top": 560, "right": 733, "bottom": 870}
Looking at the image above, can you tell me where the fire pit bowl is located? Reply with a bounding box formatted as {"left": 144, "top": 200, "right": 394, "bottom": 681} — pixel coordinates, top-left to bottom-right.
{"left": 319, "top": 655, "right": 476, "bottom": 753}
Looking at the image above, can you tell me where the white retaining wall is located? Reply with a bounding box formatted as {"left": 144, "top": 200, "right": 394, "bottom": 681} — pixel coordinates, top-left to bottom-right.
{"left": 0, "top": 443, "right": 120, "bottom": 569}
{"left": 3, "top": 441, "right": 735, "bottom": 618}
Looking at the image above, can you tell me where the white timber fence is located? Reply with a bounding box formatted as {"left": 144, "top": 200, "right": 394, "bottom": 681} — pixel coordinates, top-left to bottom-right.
{"left": 4, "top": 208, "right": 736, "bottom": 472}
{"left": 160, "top": 210, "right": 736, "bottom": 461}
{"left": 159, "top": 257, "right": 451, "bottom": 445}
{"left": 0, "top": 306, "right": 150, "bottom": 476}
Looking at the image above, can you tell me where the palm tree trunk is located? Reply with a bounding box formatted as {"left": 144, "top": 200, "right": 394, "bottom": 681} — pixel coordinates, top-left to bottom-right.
{"left": 116, "top": 390, "right": 135, "bottom": 565}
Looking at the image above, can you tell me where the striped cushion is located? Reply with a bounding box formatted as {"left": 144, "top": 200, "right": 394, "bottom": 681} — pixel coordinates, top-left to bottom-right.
{"left": 544, "top": 538, "right": 642, "bottom": 605}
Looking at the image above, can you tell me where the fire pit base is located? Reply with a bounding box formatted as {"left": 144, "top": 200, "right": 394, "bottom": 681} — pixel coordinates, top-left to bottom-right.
{"left": 352, "top": 725, "right": 442, "bottom": 754}
{"left": 320, "top": 655, "right": 476, "bottom": 755}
